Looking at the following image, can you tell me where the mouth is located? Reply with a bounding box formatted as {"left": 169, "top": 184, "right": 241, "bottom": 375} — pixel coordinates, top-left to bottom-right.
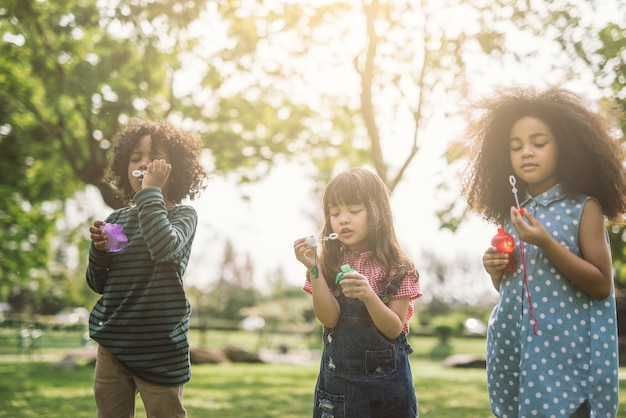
{"left": 339, "top": 228, "right": 353, "bottom": 238}
{"left": 521, "top": 163, "right": 537, "bottom": 171}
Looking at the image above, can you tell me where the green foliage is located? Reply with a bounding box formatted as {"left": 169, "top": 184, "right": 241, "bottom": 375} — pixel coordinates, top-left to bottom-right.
{"left": 2, "top": 0, "right": 626, "bottom": 319}
{"left": 208, "top": 242, "right": 259, "bottom": 321}
{"left": 0, "top": 0, "right": 354, "bottom": 307}
{"left": 188, "top": 240, "right": 260, "bottom": 331}
{"left": 240, "top": 268, "right": 316, "bottom": 333}
{"left": 0, "top": 0, "right": 211, "bottom": 308}
{"left": 200, "top": 277, "right": 260, "bottom": 323}
{"left": 440, "top": 4, "right": 626, "bottom": 291}
{"left": 0, "top": 196, "right": 58, "bottom": 302}
{"left": 0, "top": 0, "right": 211, "bottom": 209}
{"left": 593, "top": 23, "right": 626, "bottom": 288}
{"left": 429, "top": 313, "right": 467, "bottom": 346}
{"left": 242, "top": 296, "right": 313, "bottom": 334}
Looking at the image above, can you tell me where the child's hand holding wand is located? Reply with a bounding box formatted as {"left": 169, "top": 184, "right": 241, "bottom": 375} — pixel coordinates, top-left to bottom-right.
{"left": 510, "top": 206, "right": 549, "bottom": 248}
{"left": 142, "top": 159, "right": 171, "bottom": 189}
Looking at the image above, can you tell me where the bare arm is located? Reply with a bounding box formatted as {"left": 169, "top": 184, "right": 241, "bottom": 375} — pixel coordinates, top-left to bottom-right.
{"left": 293, "top": 238, "right": 340, "bottom": 328}
{"left": 309, "top": 272, "right": 341, "bottom": 328}
{"left": 510, "top": 202, "right": 613, "bottom": 300}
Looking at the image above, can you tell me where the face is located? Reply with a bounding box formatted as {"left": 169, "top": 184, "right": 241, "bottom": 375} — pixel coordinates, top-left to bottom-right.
{"left": 329, "top": 203, "right": 370, "bottom": 252}
{"left": 509, "top": 116, "right": 559, "bottom": 196}
{"left": 128, "top": 135, "right": 170, "bottom": 194}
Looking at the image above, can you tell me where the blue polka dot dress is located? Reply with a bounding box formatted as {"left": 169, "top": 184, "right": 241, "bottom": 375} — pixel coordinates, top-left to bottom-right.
{"left": 486, "top": 184, "right": 619, "bottom": 418}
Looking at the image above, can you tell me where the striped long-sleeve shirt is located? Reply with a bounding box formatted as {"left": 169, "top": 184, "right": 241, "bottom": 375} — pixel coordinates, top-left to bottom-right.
{"left": 86, "top": 186, "right": 197, "bottom": 386}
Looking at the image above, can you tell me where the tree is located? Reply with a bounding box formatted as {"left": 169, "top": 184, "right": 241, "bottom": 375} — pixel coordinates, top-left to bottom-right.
{"left": 195, "top": 240, "right": 259, "bottom": 325}
{"left": 210, "top": 0, "right": 495, "bottom": 189}
{"left": 4, "top": 0, "right": 616, "bottom": 200}
{"left": 0, "top": 0, "right": 339, "bottom": 207}
{"left": 462, "top": 5, "right": 626, "bottom": 285}
{"left": 589, "top": 22, "right": 626, "bottom": 288}
{"left": 0, "top": 0, "right": 317, "bottom": 300}
{"left": 2, "top": 0, "right": 624, "bottom": 299}
{"left": 1, "top": 0, "right": 213, "bottom": 298}
{"left": 211, "top": 1, "right": 625, "bottom": 184}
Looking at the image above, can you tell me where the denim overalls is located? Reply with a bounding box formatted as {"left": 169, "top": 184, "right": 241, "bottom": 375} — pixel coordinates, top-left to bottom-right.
{"left": 312, "top": 277, "right": 418, "bottom": 418}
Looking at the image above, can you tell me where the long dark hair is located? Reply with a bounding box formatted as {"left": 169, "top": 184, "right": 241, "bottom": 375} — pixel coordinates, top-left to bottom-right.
{"left": 462, "top": 86, "right": 626, "bottom": 225}
{"left": 319, "top": 168, "right": 419, "bottom": 287}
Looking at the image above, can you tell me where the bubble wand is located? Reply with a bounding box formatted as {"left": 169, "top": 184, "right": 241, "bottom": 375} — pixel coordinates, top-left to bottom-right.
{"left": 305, "top": 233, "right": 338, "bottom": 279}
{"left": 509, "top": 175, "right": 524, "bottom": 215}
{"left": 507, "top": 175, "right": 538, "bottom": 335}
{"left": 490, "top": 177, "right": 520, "bottom": 269}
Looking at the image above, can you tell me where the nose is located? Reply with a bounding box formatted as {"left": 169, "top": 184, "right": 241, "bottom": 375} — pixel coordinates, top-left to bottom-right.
{"left": 139, "top": 156, "right": 151, "bottom": 169}
{"left": 521, "top": 144, "right": 533, "bottom": 157}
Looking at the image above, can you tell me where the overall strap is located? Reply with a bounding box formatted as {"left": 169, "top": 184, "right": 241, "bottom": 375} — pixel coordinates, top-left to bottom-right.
{"left": 381, "top": 274, "right": 405, "bottom": 304}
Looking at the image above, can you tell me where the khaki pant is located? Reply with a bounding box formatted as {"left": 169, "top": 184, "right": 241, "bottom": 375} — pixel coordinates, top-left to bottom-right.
{"left": 94, "top": 345, "right": 187, "bottom": 418}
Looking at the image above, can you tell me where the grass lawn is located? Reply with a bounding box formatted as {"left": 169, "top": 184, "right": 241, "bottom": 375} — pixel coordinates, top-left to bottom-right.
{"left": 0, "top": 332, "right": 624, "bottom": 417}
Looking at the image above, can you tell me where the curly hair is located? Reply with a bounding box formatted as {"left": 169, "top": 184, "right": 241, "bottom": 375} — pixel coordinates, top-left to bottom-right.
{"left": 318, "top": 168, "right": 419, "bottom": 287}
{"left": 106, "top": 118, "right": 208, "bottom": 204}
{"left": 461, "top": 86, "right": 626, "bottom": 225}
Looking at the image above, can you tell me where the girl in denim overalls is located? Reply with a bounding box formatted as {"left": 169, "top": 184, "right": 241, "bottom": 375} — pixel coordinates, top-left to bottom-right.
{"left": 294, "top": 168, "right": 422, "bottom": 418}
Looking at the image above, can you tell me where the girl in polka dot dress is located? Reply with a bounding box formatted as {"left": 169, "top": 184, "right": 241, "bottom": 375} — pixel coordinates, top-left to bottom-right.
{"left": 462, "top": 87, "right": 626, "bottom": 418}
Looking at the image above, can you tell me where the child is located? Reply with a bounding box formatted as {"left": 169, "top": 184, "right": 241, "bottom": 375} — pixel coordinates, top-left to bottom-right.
{"left": 293, "top": 168, "right": 422, "bottom": 418}
{"left": 462, "top": 87, "right": 626, "bottom": 418}
{"left": 86, "top": 118, "right": 207, "bottom": 418}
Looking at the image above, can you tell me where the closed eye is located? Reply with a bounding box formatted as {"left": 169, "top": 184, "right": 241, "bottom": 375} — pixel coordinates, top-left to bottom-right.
{"left": 509, "top": 139, "right": 522, "bottom": 152}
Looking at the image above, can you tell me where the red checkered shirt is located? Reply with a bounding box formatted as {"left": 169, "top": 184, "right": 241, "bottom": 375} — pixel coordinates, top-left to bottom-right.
{"left": 303, "top": 250, "right": 422, "bottom": 335}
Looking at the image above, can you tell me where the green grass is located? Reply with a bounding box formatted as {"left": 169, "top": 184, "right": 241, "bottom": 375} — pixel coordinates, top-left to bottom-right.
{"left": 0, "top": 333, "right": 624, "bottom": 417}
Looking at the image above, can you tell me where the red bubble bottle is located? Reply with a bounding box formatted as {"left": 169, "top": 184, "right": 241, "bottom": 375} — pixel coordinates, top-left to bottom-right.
{"left": 492, "top": 228, "right": 515, "bottom": 254}
{"left": 490, "top": 175, "right": 524, "bottom": 270}
{"left": 491, "top": 227, "right": 517, "bottom": 270}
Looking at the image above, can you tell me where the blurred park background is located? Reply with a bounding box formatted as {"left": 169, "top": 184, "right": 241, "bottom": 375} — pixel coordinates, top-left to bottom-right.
{"left": 1, "top": 0, "right": 626, "bottom": 416}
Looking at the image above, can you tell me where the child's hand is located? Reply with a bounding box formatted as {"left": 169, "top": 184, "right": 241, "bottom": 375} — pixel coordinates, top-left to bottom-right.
{"left": 483, "top": 246, "right": 509, "bottom": 280}
{"left": 510, "top": 206, "right": 549, "bottom": 247}
{"left": 293, "top": 237, "right": 316, "bottom": 270}
{"left": 89, "top": 220, "right": 107, "bottom": 251}
{"left": 142, "top": 159, "right": 171, "bottom": 189}
{"left": 339, "top": 272, "right": 376, "bottom": 302}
